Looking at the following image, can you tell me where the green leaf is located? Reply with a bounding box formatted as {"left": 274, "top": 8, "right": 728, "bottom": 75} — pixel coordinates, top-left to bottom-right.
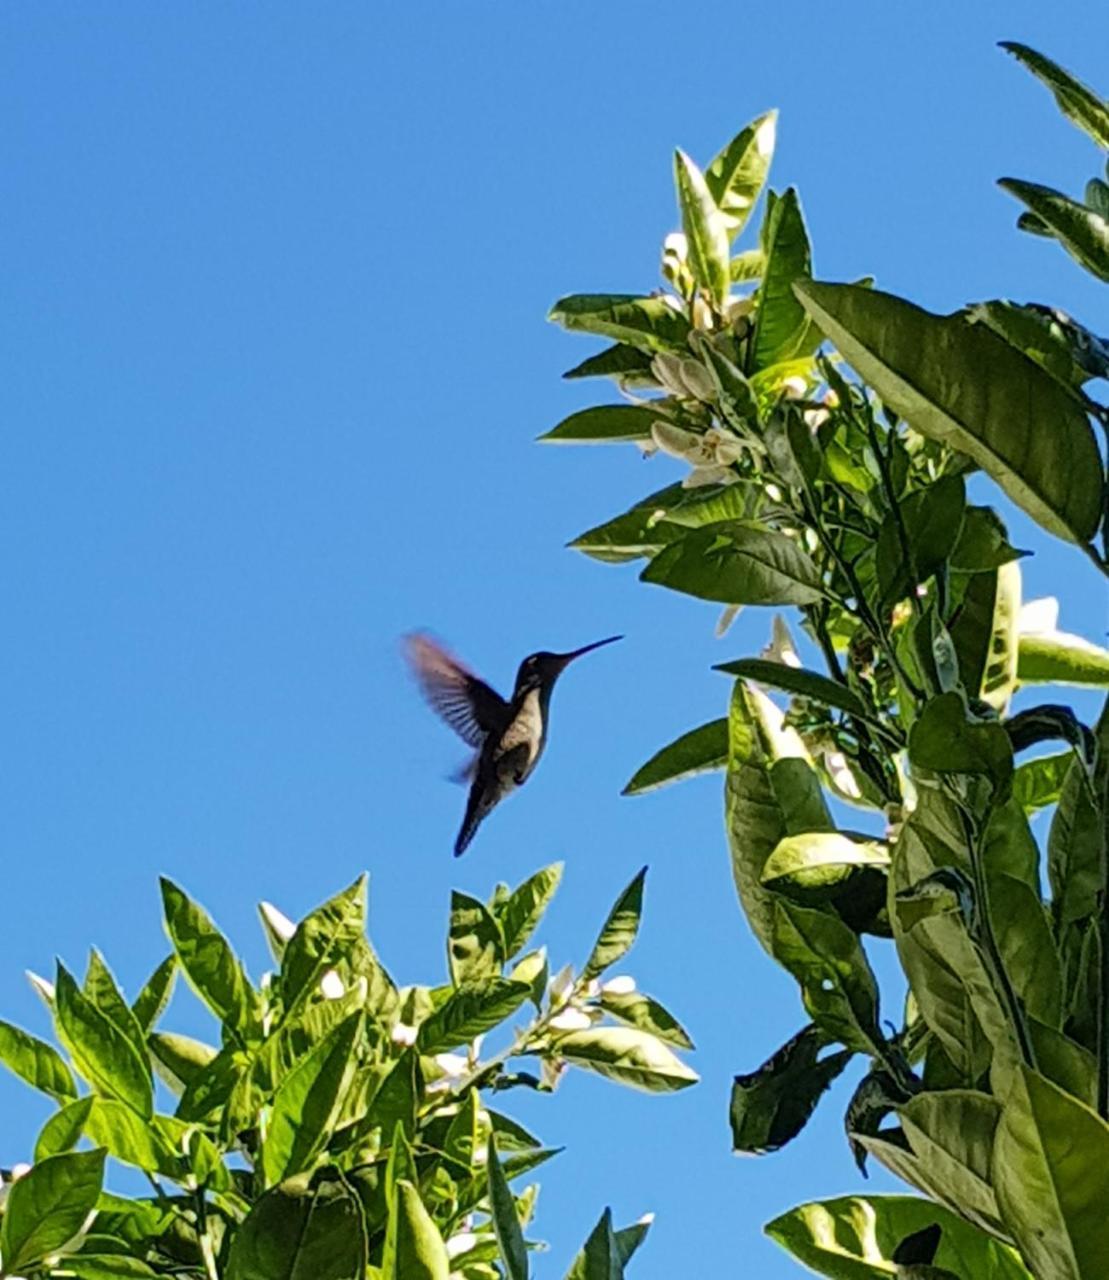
{"left": 1013, "top": 751, "right": 1074, "bottom": 812}
{"left": 999, "top": 178, "right": 1109, "bottom": 280}
{"left": 705, "top": 111, "right": 777, "bottom": 240}
{"left": 1018, "top": 631, "right": 1109, "bottom": 687}
{"left": 55, "top": 963, "right": 152, "bottom": 1118}
{"left": 61, "top": 1258, "right": 158, "bottom": 1279}
{"left": 388, "top": 1181, "right": 450, "bottom": 1280}
{"left": 994, "top": 1067, "right": 1109, "bottom": 1280}
{"left": 562, "top": 343, "right": 656, "bottom": 384}
{"left": 766, "top": 1194, "right": 1031, "bottom": 1280}
{"left": 0, "top": 1148, "right": 105, "bottom": 1274}
{"left": 753, "top": 188, "right": 812, "bottom": 370}
{"left": 448, "top": 892, "right": 504, "bottom": 986}
{"left": 568, "top": 484, "right": 688, "bottom": 564}
{"left": 598, "top": 991, "right": 694, "bottom": 1050}
{"left": 714, "top": 659, "right": 872, "bottom": 721}
{"left": 486, "top": 1137, "right": 528, "bottom": 1280}
{"left": 642, "top": 525, "right": 824, "bottom": 605}
{"left": 623, "top": 717, "right": 728, "bottom": 795}
{"left": 908, "top": 692, "right": 1014, "bottom": 793}
{"left": 83, "top": 949, "right": 148, "bottom": 1066}
{"left": 794, "top": 281, "right": 1103, "bottom": 546}
{"left": 950, "top": 563, "right": 1021, "bottom": 712}
{"left": 149, "top": 1031, "right": 218, "bottom": 1093}
{"left": 160, "top": 878, "right": 258, "bottom": 1043}
{"left": 769, "top": 900, "right": 882, "bottom": 1054}
{"left": 131, "top": 955, "right": 177, "bottom": 1033}
{"left": 0, "top": 1020, "right": 77, "bottom": 1100}
{"left": 1000, "top": 42, "right": 1109, "bottom": 150}
{"left": 761, "top": 832, "right": 889, "bottom": 893}
{"left": 499, "top": 864, "right": 562, "bottom": 959}
{"left": 548, "top": 294, "right": 691, "bottom": 354}
{"left": 1048, "top": 699, "right": 1107, "bottom": 934}
{"left": 582, "top": 868, "right": 647, "bottom": 981}
{"left": 365, "top": 1047, "right": 420, "bottom": 1144}
{"left": 876, "top": 476, "right": 966, "bottom": 606}
{"left": 281, "top": 875, "right": 367, "bottom": 1013}
{"left": 966, "top": 301, "right": 1098, "bottom": 391}
{"left": 950, "top": 505, "right": 1027, "bottom": 573}
{"left": 563, "top": 1207, "right": 625, "bottom": 1280}
{"left": 730, "top": 248, "right": 766, "bottom": 282}
{"left": 554, "top": 1027, "right": 697, "bottom": 1092}
{"left": 730, "top": 1024, "right": 852, "bottom": 1154}
{"left": 83, "top": 1098, "right": 179, "bottom": 1175}
{"left": 674, "top": 149, "right": 730, "bottom": 306}
{"left": 33, "top": 1096, "right": 94, "bottom": 1162}
{"left": 263, "top": 1012, "right": 363, "bottom": 1186}
{"left": 539, "top": 404, "right": 661, "bottom": 445}
{"left": 417, "top": 979, "right": 530, "bottom": 1054}
{"left": 227, "top": 1172, "right": 368, "bottom": 1280}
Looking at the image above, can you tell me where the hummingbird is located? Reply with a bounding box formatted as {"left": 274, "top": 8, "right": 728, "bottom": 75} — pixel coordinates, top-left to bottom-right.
{"left": 404, "top": 632, "right": 622, "bottom": 856}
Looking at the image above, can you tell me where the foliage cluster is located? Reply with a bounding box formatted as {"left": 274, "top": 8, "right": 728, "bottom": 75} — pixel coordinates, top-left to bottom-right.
{"left": 544, "top": 41, "right": 1109, "bottom": 1280}
{"left": 0, "top": 867, "right": 693, "bottom": 1278}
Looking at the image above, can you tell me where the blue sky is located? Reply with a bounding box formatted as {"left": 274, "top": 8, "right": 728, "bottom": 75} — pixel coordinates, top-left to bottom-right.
{"left": 1, "top": 5, "right": 1106, "bottom": 1276}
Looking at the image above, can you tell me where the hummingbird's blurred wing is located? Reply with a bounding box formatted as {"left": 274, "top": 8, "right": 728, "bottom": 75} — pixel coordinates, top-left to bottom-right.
{"left": 403, "top": 633, "right": 510, "bottom": 748}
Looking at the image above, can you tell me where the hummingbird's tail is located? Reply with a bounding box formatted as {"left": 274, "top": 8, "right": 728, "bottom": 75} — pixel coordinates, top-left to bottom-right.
{"left": 454, "top": 785, "right": 489, "bottom": 857}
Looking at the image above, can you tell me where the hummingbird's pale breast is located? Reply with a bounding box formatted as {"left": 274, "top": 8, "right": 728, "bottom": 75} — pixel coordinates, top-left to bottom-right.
{"left": 495, "top": 688, "right": 545, "bottom": 782}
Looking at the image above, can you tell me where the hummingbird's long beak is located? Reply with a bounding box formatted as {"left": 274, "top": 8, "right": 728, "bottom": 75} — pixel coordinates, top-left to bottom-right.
{"left": 553, "top": 634, "right": 623, "bottom": 669}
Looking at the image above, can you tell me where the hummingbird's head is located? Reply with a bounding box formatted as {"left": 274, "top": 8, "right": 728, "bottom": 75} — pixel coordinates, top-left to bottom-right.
{"left": 514, "top": 636, "right": 622, "bottom": 694}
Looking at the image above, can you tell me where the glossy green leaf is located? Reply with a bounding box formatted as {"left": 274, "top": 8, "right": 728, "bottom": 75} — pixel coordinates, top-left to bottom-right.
{"left": 499, "top": 864, "right": 562, "bottom": 959}
{"left": 61, "top": 1258, "right": 158, "bottom": 1278}
{"left": 1013, "top": 751, "right": 1074, "bottom": 812}
{"left": 714, "top": 659, "right": 872, "bottom": 721}
{"left": 0, "top": 1148, "right": 105, "bottom": 1275}
{"left": 730, "top": 248, "right": 766, "bottom": 281}
{"left": 568, "top": 484, "right": 688, "bottom": 564}
{"left": 263, "top": 1012, "right": 363, "bottom": 1185}
{"left": 83, "top": 949, "right": 148, "bottom": 1067}
{"left": 766, "top": 1194, "right": 1030, "bottom": 1280}
{"left": 876, "top": 476, "right": 966, "bottom": 606}
{"left": 548, "top": 294, "right": 691, "bottom": 354}
{"left": 563, "top": 1207, "right": 625, "bottom": 1280}
{"left": 908, "top": 692, "right": 1014, "bottom": 792}
{"left": 487, "top": 1137, "right": 529, "bottom": 1280}
{"left": 994, "top": 1067, "right": 1109, "bottom": 1280}
{"left": 769, "top": 899, "right": 882, "bottom": 1054}
{"left": 387, "top": 1180, "right": 450, "bottom": 1280}
{"left": 950, "top": 563, "right": 1021, "bottom": 712}
{"left": 622, "top": 718, "right": 728, "bottom": 795}
{"left": 55, "top": 963, "right": 152, "bottom": 1118}
{"left": 1048, "top": 698, "right": 1108, "bottom": 933}
{"left": 562, "top": 343, "right": 655, "bottom": 384}
{"left": 966, "top": 301, "right": 1097, "bottom": 391}
{"left": 642, "top": 525, "right": 824, "bottom": 605}
{"left": 33, "top": 1096, "right": 93, "bottom": 1162}
{"left": 539, "top": 404, "right": 661, "bottom": 445}
{"left": 448, "top": 891, "right": 504, "bottom": 986}
{"left": 582, "top": 867, "right": 647, "bottom": 981}
{"left": 1018, "top": 631, "right": 1109, "bottom": 686}
{"left": 281, "top": 875, "right": 366, "bottom": 1013}
{"left": 148, "top": 1031, "right": 218, "bottom": 1094}
{"left": 753, "top": 188, "right": 812, "bottom": 370}
{"left": 417, "top": 979, "right": 530, "bottom": 1054}
{"left": 131, "top": 955, "right": 177, "bottom": 1034}
{"left": 160, "top": 878, "right": 258, "bottom": 1043}
{"left": 950, "top": 504, "right": 1027, "bottom": 573}
{"left": 705, "top": 111, "right": 777, "bottom": 239}
{"left": 598, "top": 990, "right": 694, "bottom": 1050}
{"left": 999, "top": 178, "right": 1109, "bottom": 280}
{"left": 554, "top": 1027, "right": 697, "bottom": 1092}
{"left": 0, "top": 1019, "right": 77, "bottom": 1100}
{"left": 794, "top": 281, "right": 1103, "bottom": 545}
{"left": 1001, "top": 42, "right": 1109, "bottom": 149}
{"left": 227, "top": 1173, "right": 367, "bottom": 1280}
{"left": 83, "top": 1098, "right": 178, "bottom": 1175}
{"left": 730, "top": 1024, "right": 852, "bottom": 1154}
{"left": 761, "top": 832, "right": 889, "bottom": 892}
{"left": 674, "top": 149, "right": 730, "bottom": 305}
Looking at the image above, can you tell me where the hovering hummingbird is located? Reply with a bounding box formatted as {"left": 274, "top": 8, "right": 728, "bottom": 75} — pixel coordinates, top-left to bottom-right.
{"left": 404, "top": 632, "right": 622, "bottom": 856}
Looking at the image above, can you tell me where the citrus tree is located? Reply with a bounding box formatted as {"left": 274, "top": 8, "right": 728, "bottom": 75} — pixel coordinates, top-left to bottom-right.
{"left": 544, "top": 41, "right": 1109, "bottom": 1280}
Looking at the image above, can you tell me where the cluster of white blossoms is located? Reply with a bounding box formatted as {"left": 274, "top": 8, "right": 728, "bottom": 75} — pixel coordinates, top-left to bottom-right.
{"left": 545, "top": 967, "right": 636, "bottom": 1032}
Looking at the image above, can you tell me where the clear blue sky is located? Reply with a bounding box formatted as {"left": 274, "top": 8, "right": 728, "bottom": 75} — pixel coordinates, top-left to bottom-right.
{"left": 1, "top": 6, "right": 1106, "bottom": 1277}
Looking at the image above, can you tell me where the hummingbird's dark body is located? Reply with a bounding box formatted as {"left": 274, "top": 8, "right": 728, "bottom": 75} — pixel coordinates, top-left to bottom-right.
{"left": 404, "top": 632, "right": 621, "bottom": 856}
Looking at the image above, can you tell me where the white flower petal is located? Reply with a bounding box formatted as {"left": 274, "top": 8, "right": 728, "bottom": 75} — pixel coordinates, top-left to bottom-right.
{"left": 1019, "top": 596, "right": 1059, "bottom": 635}
{"left": 662, "top": 232, "right": 688, "bottom": 258}
{"left": 602, "top": 975, "right": 636, "bottom": 995}
{"left": 651, "top": 419, "right": 700, "bottom": 459}
{"left": 433, "top": 1052, "right": 469, "bottom": 1079}
{"left": 824, "top": 749, "right": 863, "bottom": 800}
{"left": 760, "top": 615, "right": 802, "bottom": 668}
{"left": 781, "top": 375, "right": 807, "bottom": 398}
{"left": 651, "top": 353, "right": 690, "bottom": 398}
{"left": 715, "top": 604, "right": 742, "bottom": 638}
{"left": 259, "top": 901, "right": 297, "bottom": 943}
{"left": 319, "top": 970, "right": 345, "bottom": 1000}
{"left": 390, "top": 1021, "right": 418, "bottom": 1047}
{"left": 446, "top": 1232, "right": 479, "bottom": 1260}
{"left": 548, "top": 1007, "right": 593, "bottom": 1032}
{"left": 682, "top": 465, "right": 735, "bottom": 489}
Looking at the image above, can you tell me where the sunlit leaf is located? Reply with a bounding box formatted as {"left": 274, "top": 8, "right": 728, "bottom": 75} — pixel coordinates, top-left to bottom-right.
{"left": 705, "top": 111, "right": 777, "bottom": 239}
{"left": 548, "top": 294, "right": 691, "bottom": 354}
{"left": 622, "top": 718, "right": 728, "bottom": 795}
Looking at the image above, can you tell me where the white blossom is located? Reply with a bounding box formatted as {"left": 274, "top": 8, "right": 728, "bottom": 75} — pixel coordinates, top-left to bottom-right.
{"left": 319, "top": 970, "right": 345, "bottom": 1000}
{"left": 760, "top": 615, "right": 802, "bottom": 669}
{"left": 651, "top": 421, "right": 745, "bottom": 488}
{"left": 548, "top": 1007, "right": 593, "bottom": 1032}
{"left": 715, "top": 604, "right": 742, "bottom": 638}
{"left": 602, "top": 975, "right": 636, "bottom": 995}
{"left": 446, "top": 1231, "right": 479, "bottom": 1259}
{"left": 259, "top": 901, "right": 296, "bottom": 943}
{"left": 1018, "top": 596, "right": 1059, "bottom": 635}
{"left": 548, "top": 963, "right": 575, "bottom": 1007}
{"left": 390, "top": 1021, "right": 418, "bottom": 1047}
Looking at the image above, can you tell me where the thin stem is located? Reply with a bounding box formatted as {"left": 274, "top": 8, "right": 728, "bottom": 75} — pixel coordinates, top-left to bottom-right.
{"left": 196, "top": 1188, "right": 221, "bottom": 1280}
